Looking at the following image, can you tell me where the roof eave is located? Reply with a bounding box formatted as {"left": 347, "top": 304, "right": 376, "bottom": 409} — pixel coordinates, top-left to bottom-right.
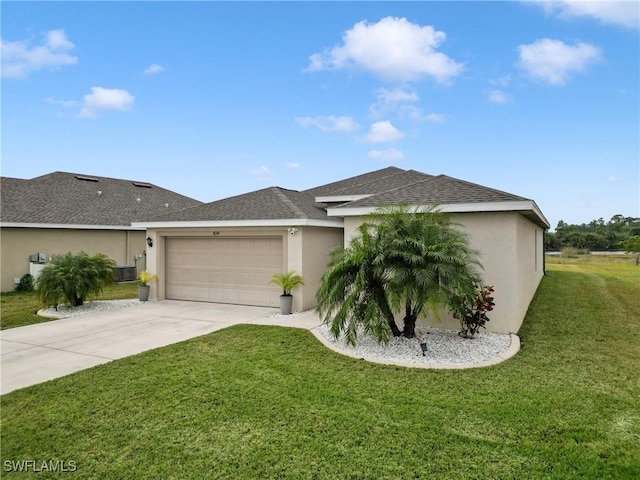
{"left": 315, "top": 194, "right": 372, "bottom": 203}
{"left": 0, "top": 222, "right": 145, "bottom": 230}
{"left": 132, "top": 218, "right": 344, "bottom": 229}
{"left": 327, "top": 200, "right": 551, "bottom": 229}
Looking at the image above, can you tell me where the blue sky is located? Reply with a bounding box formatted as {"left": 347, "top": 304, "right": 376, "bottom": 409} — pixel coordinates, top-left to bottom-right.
{"left": 2, "top": 1, "right": 638, "bottom": 230}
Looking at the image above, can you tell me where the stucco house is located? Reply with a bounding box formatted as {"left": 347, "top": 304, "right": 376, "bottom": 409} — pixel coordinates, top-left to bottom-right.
{"left": 0, "top": 172, "right": 202, "bottom": 292}
{"left": 136, "top": 167, "right": 549, "bottom": 334}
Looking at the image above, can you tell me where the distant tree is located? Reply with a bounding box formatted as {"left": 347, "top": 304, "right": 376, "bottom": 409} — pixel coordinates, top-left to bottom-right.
{"left": 36, "top": 252, "right": 116, "bottom": 307}
{"left": 547, "top": 215, "right": 640, "bottom": 251}
{"left": 623, "top": 236, "right": 640, "bottom": 266}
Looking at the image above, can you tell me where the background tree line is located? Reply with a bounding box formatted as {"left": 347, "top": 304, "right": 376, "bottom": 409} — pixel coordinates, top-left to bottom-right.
{"left": 545, "top": 214, "right": 640, "bottom": 251}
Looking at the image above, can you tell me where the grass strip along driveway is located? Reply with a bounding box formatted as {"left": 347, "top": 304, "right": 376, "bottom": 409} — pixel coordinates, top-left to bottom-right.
{"left": 1, "top": 262, "right": 639, "bottom": 479}
{"left": 0, "top": 283, "right": 138, "bottom": 330}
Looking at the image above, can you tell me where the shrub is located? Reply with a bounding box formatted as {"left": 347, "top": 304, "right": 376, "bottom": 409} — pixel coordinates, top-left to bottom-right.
{"left": 450, "top": 285, "right": 495, "bottom": 338}
{"left": 36, "top": 252, "right": 116, "bottom": 307}
{"left": 15, "top": 273, "right": 35, "bottom": 292}
{"left": 561, "top": 247, "right": 589, "bottom": 258}
{"left": 622, "top": 235, "right": 640, "bottom": 265}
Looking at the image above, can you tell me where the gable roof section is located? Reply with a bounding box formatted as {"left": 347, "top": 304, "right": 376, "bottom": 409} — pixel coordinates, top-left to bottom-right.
{"left": 134, "top": 186, "right": 342, "bottom": 228}
{"left": 1, "top": 172, "right": 203, "bottom": 228}
{"left": 327, "top": 174, "right": 549, "bottom": 228}
{"left": 314, "top": 169, "right": 434, "bottom": 204}
{"left": 337, "top": 175, "right": 528, "bottom": 207}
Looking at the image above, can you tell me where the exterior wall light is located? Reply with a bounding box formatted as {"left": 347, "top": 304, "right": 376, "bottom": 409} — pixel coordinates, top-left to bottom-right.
{"left": 146, "top": 237, "right": 153, "bottom": 247}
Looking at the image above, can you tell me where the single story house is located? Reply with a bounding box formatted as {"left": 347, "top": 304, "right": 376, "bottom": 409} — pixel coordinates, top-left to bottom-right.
{"left": 0, "top": 172, "right": 202, "bottom": 292}
{"left": 135, "top": 167, "right": 549, "bottom": 334}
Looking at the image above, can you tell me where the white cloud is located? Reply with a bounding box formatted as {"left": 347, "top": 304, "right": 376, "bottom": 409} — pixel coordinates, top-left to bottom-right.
{"left": 377, "top": 87, "right": 420, "bottom": 104}
{"left": 488, "top": 89, "right": 513, "bottom": 104}
{"left": 528, "top": 0, "right": 639, "bottom": 29}
{"left": 517, "top": 38, "right": 601, "bottom": 85}
{"left": 249, "top": 166, "right": 270, "bottom": 176}
{"left": 369, "top": 87, "right": 419, "bottom": 118}
{"left": 367, "top": 148, "right": 405, "bottom": 161}
{"left": 424, "top": 112, "right": 447, "bottom": 122}
{"left": 363, "top": 121, "right": 405, "bottom": 143}
{"left": 306, "top": 16, "right": 464, "bottom": 83}
{"left": 79, "top": 87, "right": 135, "bottom": 118}
{"left": 144, "top": 64, "right": 165, "bottom": 75}
{"left": 296, "top": 115, "right": 359, "bottom": 133}
{"left": 44, "top": 97, "right": 78, "bottom": 108}
{"left": 607, "top": 174, "right": 622, "bottom": 184}
{"left": 397, "top": 106, "right": 447, "bottom": 122}
{"left": 490, "top": 74, "right": 512, "bottom": 87}
{"left": 1, "top": 29, "right": 78, "bottom": 79}
{"left": 286, "top": 162, "right": 300, "bottom": 169}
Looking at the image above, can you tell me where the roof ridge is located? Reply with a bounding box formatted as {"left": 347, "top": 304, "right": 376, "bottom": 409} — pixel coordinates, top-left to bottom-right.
{"left": 331, "top": 169, "right": 410, "bottom": 194}
{"left": 30, "top": 171, "right": 164, "bottom": 186}
{"left": 272, "top": 187, "right": 308, "bottom": 219}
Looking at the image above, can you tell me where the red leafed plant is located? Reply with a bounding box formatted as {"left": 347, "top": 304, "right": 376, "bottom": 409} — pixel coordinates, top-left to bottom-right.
{"left": 452, "top": 285, "right": 495, "bottom": 338}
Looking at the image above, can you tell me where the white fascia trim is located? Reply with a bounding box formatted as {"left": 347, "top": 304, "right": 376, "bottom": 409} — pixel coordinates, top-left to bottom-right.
{"left": 315, "top": 194, "right": 372, "bottom": 203}
{"left": 530, "top": 201, "right": 551, "bottom": 229}
{"left": 0, "top": 222, "right": 144, "bottom": 231}
{"left": 327, "top": 201, "right": 550, "bottom": 227}
{"left": 132, "top": 218, "right": 344, "bottom": 229}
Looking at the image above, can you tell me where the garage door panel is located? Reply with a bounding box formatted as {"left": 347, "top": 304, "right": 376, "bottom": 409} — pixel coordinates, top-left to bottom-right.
{"left": 166, "top": 237, "right": 283, "bottom": 307}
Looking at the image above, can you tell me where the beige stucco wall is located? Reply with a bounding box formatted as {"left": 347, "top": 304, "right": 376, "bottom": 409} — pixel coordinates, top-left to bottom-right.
{"left": 298, "top": 227, "right": 344, "bottom": 311}
{"left": 145, "top": 226, "right": 342, "bottom": 311}
{"left": 0, "top": 227, "right": 146, "bottom": 292}
{"left": 344, "top": 212, "right": 545, "bottom": 334}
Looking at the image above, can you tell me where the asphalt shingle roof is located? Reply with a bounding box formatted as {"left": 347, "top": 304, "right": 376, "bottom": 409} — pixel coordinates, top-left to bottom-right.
{"left": 304, "top": 166, "right": 405, "bottom": 196}
{"left": 147, "top": 186, "right": 330, "bottom": 222}
{"left": 327, "top": 169, "right": 433, "bottom": 196}
{"left": 1, "top": 172, "right": 202, "bottom": 226}
{"left": 335, "top": 174, "right": 530, "bottom": 208}
{"left": 127, "top": 167, "right": 534, "bottom": 224}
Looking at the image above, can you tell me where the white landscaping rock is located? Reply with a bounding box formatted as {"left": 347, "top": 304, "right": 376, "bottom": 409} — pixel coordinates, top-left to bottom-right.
{"left": 39, "top": 299, "right": 142, "bottom": 318}
{"left": 315, "top": 324, "right": 512, "bottom": 367}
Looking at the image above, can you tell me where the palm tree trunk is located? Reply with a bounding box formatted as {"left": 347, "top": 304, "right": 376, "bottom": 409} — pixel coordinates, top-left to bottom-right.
{"left": 376, "top": 288, "right": 402, "bottom": 337}
{"left": 402, "top": 301, "right": 417, "bottom": 338}
{"left": 384, "top": 306, "right": 403, "bottom": 337}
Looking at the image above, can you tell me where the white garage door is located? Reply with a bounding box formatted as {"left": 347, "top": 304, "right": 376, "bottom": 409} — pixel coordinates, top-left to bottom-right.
{"left": 165, "top": 237, "right": 283, "bottom": 307}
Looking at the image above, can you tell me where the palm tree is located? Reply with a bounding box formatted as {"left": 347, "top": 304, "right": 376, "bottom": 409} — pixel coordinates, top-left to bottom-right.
{"left": 316, "top": 223, "right": 402, "bottom": 346}
{"left": 36, "top": 251, "right": 116, "bottom": 307}
{"left": 373, "top": 205, "right": 482, "bottom": 338}
{"left": 316, "top": 205, "right": 483, "bottom": 344}
{"left": 268, "top": 270, "right": 305, "bottom": 296}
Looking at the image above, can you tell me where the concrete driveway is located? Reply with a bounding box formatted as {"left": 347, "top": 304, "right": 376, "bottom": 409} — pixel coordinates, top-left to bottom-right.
{"left": 0, "top": 301, "right": 322, "bottom": 395}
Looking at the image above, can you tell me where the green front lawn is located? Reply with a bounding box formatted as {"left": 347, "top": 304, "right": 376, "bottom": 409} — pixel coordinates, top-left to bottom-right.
{"left": 0, "top": 282, "right": 139, "bottom": 330}
{"left": 1, "top": 262, "right": 638, "bottom": 479}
